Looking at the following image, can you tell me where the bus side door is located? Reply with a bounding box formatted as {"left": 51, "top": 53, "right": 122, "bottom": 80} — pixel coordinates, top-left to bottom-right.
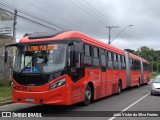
{"left": 100, "top": 50, "right": 107, "bottom": 97}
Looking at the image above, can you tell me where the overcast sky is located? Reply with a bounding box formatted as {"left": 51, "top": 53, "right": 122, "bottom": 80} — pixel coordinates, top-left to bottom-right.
{"left": 1, "top": 0, "right": 160, "bottom": 50}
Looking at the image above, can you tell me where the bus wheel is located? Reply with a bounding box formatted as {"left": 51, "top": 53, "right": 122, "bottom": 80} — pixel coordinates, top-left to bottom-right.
{"left": 82, "top": 85, "right": 92, "bottom": 106}
{"left": 117, "top": 81, "right": 122, "bottom": 95}
{"left": 137, "top": 80, "right": 140, "bottom": 88}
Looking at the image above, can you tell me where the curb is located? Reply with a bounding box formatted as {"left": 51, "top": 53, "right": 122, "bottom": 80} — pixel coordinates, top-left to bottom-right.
{"left": 0, "top": 100, "right": 13, "bottom": 106}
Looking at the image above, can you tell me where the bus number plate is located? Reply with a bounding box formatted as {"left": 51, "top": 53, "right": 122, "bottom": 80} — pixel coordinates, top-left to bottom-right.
{"left": 14, "top": 86, "right": 27, "bottom": 91}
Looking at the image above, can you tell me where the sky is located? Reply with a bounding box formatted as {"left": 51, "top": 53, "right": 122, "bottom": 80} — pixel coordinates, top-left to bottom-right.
{"left": 1, "top": 0, "right": 160, "bottom": 50}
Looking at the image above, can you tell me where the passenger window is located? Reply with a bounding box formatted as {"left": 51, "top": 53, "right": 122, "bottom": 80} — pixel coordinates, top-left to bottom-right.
{"left": 107, "top": 52, "right": 113, "bottom": 69}
{"left": 117, "top": 55, "right": 122, "bottom": 70}
{"left": 93, "top": 47, "right": 99, "bottom": 58}
{"left": 84, "top": 44, "right": 91, "bottom": 56}
{"left": 101, "top": 54, "right": 106, "bottom": 67}
{"left": 101, "top": 54, "right": 106, "bottom": 71}
{"left": 113, "top": 53, "right": 117, "bottom": 61}
{"left": 84, "top": 44, "right": 92, "bottom": 67}
{"left": 93, "top": 47, "right": 99, "bottom": 67}
{"left": 108, "top": 52, "right": 112, "bottom": 61}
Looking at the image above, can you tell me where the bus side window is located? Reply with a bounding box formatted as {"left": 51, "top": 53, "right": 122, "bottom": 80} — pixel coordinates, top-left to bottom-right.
{"left": 84, "top": 44, "right": 92, "bottom": 67}
{"left": 99, "top": 49, "right": 106, "bottom": 71}
{"left": 122, "top": 56, "right": 126, "bottom": 69}
{"left": 105, "top": 51, "right": 108, "bottom": 68}
{"left": 100, "top": 54, "right": 106, "bottom": 71}
{"left": 92, "top": 47, "right": 100, "bottom": 67}
{"left": 74, "top": 42, "right": 83, "bottom": 68}
{"left": 68, "top": 44, "right": 74, "bottom": 67}
{"left": 118, "top": 54, "right": 122, "bottom": 70}
{"left": 113, "top": 53, "right": 118, "bottom": 69}
{"left": 107, "top": 52, "right": 113, "bottom": 69}
{"left": 75, "top": 42, "right": 83, "bottom": 53}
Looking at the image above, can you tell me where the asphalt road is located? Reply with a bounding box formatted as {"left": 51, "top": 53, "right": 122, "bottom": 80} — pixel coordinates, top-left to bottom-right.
{"left": 0, "top": 83, "right": 160, "bottom": 120}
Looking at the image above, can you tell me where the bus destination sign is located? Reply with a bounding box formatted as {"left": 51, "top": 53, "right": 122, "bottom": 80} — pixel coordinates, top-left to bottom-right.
{"left": 27, "top": 44, "right": 58, "bottom": 51}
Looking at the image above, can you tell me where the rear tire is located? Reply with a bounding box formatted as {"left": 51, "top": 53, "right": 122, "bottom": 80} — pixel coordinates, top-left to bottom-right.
{"left": 117, "top": 81, "right": 122, "bottom": 95}
{"left": 82, "top": 85, "right": 92, "bottom": 106}
{"left": 137, "top": 80, "right": 140, "bottom": 88}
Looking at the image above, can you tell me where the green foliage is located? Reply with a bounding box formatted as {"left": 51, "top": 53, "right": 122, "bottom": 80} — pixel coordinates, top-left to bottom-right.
{"left": 151, "top": 72, "right": 159, "bottom": 79}
{"left": 133, "top": 46, "right": 160, "bottom": 72}
{"left": 23, "top": 33, "right": 31, "bottom": 37}
{"left": 0, "top": 87, "right": 12, "bottom": 104}
{"left": 125, "top": 49, "right": 135, "bottom": 54}
{"left": 0, "top": 80, "right": 12, "bottom": 87}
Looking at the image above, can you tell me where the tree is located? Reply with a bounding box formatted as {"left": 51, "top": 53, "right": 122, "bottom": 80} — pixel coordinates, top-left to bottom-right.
{"left": 124, "top": 49, "right": 135, "bottom": 54}
{"left": 133, "top": 46, "right": 159, "bottom": 72}
{"left": 23, "top": 33, "right": 31, "bottom": 37}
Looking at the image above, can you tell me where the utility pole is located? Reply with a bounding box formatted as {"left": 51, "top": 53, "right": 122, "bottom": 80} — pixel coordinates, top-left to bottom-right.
{"left": 106, "top": 26, "right": 119, "bottom": 44}
{"left": 12, "top": 10, "right": 17, "bottom": 57}
{"left": 13, "top": 10, "right": 17, "bottom": 44}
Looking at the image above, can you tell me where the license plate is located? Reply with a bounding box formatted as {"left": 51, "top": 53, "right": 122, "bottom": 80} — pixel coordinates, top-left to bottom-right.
{"left": 25, "top": 98, "right": 34, "bottom": 102}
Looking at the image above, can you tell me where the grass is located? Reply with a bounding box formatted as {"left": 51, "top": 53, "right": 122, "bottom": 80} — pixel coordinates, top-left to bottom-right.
{"left": 0, "top": 86, "right": 12, "bottom": 105}
{"left": 151, "top": 72, "right": 160, "bottom": 79}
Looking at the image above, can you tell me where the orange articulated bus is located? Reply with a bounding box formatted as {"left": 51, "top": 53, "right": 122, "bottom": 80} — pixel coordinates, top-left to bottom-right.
{"left": 4, "top": 31, "right": 150, "bottom": 105}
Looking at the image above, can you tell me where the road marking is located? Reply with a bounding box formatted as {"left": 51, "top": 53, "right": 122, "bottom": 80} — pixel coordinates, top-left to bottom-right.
{"left": 108, "top": 92, "right": 150, "bottom": 120}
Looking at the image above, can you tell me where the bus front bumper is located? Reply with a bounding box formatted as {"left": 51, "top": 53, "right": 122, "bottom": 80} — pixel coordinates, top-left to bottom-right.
{"left": 12, "top": 86, "right": 71, "bottom": 105}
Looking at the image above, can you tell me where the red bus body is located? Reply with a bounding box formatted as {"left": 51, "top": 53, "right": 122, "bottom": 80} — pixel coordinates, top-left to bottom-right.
{"left": 10, "top": 31, "right": 150, "bottom": 105}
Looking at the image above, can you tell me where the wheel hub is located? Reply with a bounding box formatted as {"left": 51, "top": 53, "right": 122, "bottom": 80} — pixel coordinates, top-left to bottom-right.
{"left": 86, "top": 90, "right": 91, "bottom": 100}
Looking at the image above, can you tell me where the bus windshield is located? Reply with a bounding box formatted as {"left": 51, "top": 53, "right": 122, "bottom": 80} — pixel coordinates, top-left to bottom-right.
{"left": 14, "top": 44, "right": 67, "bottom": 73}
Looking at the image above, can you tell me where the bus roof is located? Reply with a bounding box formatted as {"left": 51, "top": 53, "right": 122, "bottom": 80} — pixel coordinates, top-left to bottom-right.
{"left": 20, "top": 31, "right": 125, "bottom": 54}
{"left": 20, "top": 30, "right": 149, "bottom": 64}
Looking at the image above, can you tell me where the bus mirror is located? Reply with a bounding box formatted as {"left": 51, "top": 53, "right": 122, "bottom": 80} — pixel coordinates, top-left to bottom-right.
{"left": 4, "top": 51, "right": 8, "bottom": 63}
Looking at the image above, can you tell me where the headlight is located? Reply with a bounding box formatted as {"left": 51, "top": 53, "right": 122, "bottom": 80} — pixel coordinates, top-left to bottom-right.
{"left": 11, "top": 82, "right": 15, "bottom": 87}
{"left": 50, "top": 78, "right": 66, "bottom": 90}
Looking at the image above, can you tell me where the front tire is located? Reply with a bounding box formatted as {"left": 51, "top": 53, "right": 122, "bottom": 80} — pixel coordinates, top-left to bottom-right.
{"left": 82, "top": 85, "right": 92, "bottom": 106}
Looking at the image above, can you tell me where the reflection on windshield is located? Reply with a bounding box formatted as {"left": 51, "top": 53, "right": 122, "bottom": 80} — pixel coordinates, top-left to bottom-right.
{"left": 14, "top": 44, "right": 67, "bottom": 73}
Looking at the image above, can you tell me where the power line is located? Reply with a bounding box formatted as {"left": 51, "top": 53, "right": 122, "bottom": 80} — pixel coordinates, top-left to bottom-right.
{"left": 70, "top": 0, "right": 119, "bottom": 38}
{"left": 81, "top": 0, "right": 118, "bottom": 26}
{"left": 76, "top": 0, "right": 107, "bottom": 25}
{"left": 0, "top": 1, "right": 67, "bottom": 30}
{"left": 1, "top": 8, "right": 57, "bottom": 30}
{"left": 81, "top": 0, "right": 132, "bottom": 40}
{"left": 28, "top": 0, "right": 80, "bottom": 30}
{"left": 80, "top": 0, "right": 115, "bottom": 24}
{"left": 70, "top": 0, "right": 107, "bottom": 26}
